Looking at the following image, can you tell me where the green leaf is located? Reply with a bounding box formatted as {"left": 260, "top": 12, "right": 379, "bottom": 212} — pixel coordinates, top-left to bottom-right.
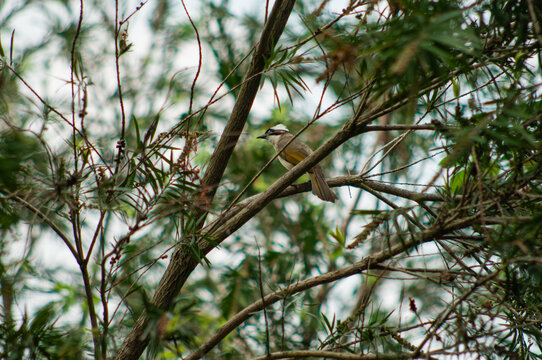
{"left": 450, "top": 169, "right": 467, "bottom": 193}
{"left": 329, "top": 225, "right": 345, "bottom": 246}
{"left": 321, "top": 312, "right": 336, "bottom": 334}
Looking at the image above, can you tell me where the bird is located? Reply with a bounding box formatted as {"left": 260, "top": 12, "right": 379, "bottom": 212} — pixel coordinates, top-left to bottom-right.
{"left": 257, "top": 124, "right": 337, "bottom": 203}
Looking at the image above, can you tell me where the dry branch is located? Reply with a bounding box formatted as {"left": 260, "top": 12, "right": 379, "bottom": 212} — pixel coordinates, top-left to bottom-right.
{"left": 113, "top": 1, "right": 297, "bottom": 358}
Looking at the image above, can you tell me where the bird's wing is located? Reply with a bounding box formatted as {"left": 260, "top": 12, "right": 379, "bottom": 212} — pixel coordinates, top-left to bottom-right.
{"left": 277, "top": 136, "right": 312, "bottom": 166}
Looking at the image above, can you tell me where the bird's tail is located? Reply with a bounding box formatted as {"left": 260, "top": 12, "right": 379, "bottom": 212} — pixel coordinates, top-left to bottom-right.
{"left": 309, "top": 167, "right": 337, "bottom": 203}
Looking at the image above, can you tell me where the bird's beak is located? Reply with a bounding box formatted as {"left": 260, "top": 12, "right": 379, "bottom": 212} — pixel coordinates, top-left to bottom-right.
{"left": 257, "top": 134, "right": 267, "bottom": 139}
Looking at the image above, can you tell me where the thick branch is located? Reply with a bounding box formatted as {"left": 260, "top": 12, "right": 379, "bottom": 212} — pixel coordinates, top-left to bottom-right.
{"left": 113, "top": 1, "right": 296, "bottom": 359}
{"left": 201, "top": 0, "right": 297, "bottom": 203}
{"left": 115, "top": 7, "right": 467, "bottom": 358}
{"left": 201, "top": 127, "right": 354, "bottom": 246}
{"left": 185, "top": 215, "right": 478, "bottom": 359}
{"left": 197, "top": 75, "right": 457, "bottom": 246}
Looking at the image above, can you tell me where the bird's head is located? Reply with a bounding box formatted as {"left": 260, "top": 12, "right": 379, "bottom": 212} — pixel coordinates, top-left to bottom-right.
{"left": 257, "top": 124, "right": 290, "bottom": 141}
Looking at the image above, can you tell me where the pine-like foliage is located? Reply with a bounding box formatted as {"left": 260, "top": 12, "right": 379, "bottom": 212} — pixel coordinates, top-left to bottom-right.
{"left": 0, "top": 0, "right": 540, "bottom": 359}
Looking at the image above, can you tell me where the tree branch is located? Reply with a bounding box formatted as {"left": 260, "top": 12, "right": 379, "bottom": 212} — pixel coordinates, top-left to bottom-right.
{"left": 185, "top": 214, "right": 478, "bottom": 359}
{"left": 115, "top": 5, "right": 479, "bottom": 357}
{"left": 113, "top": 1, "right": 297, "bottom": 359}
{"left": 279, "top": 175, "right": 444, "bottom": 202}
{"left": 202, "top": 127, "right": 353, "bottom": 245}
{"left": 200, "top": 0, "right": 297, "bottom": 204}
{"left": 251, "top": 350, "right": 427, "bottom": 360}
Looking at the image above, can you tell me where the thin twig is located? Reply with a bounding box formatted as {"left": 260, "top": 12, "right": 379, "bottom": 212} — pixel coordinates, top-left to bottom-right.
{"left": 70, "top": 0, "right": 84, "bottom": 172}
{"left": 181, "top": 0, "right": 202, "bottom": 117}
{"left": 114, "top": 0, "right": 127, "bottom": 174}
{"left": 7, "top": 194, "right": 77, "bottom": 258}
{"left": 257, "top": 242, "right": 271, "bottom": 357}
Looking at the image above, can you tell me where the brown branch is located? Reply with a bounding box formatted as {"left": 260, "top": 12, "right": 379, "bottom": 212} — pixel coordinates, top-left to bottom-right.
{"left": 256, "top": 244, "right": 271, "bottom": 357}
{"left": 113, "top": 52, "right": 458, "bottom": 359}
{"left": 113, "top": 0, "right": 127, "bottom": 175}
{"left": 201, "top": 171, "right": 443, "bottom": 251}
{"left": 115, "top": 4, "right": 482, "bottom": 357}
{"left": 279, "top": 175, "right": 444, "bottom": 202}
{"left": 196, "top": 76, "right": 455, "bottom": 266}
{"left": 70, "top": 0, "right": 84, "bottom": 172}
{"left": 200, "top": 0, "right": 297, "bottom": 204}
{"left": 119, "top": 0, "right": 149, "bottom": 25}
{"left": 202, "top": 126, "right": 353, "bottom": 245}
{"left": 251, "top": 350, "right": 425, "bottom": 359}
{"left": 363, "top": 124, "right": 436, "bottom": 132}
{"left": 181, "top": 0, "right": 202, "bottom": 116}
{"left": 185, "top": 214, "right": 478, "bottom": 360}
{"left": 112, "top": 1, "right": 297, "bottom": 359}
